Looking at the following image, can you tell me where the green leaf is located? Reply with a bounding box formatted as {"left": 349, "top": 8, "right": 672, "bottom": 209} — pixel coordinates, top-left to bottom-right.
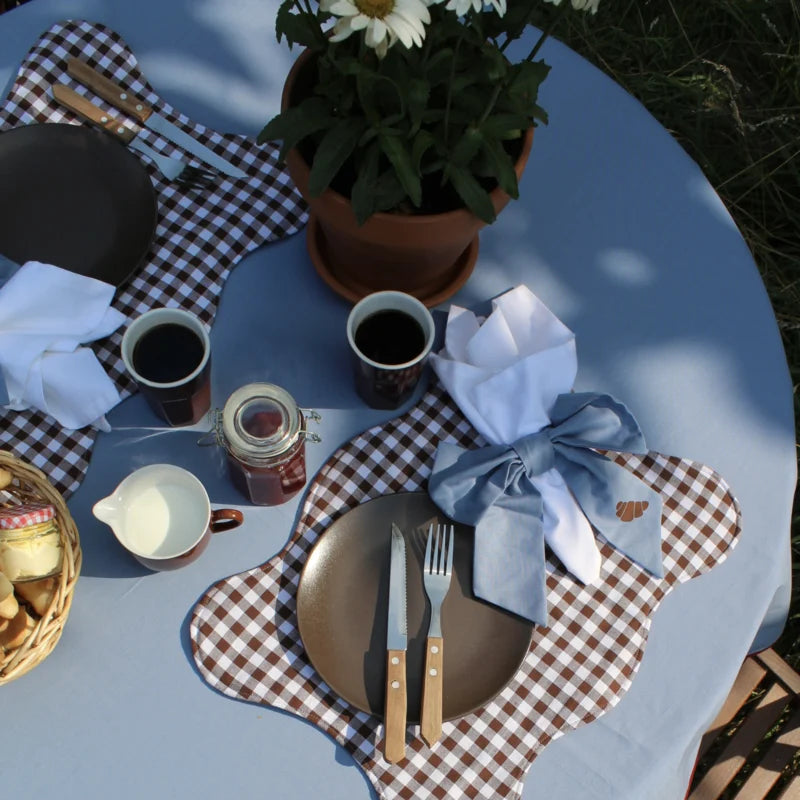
{"left": 424, "top": 48, "right": 455, "bottom": 87}
{"left": 482, "top": 47, "right": 508, "bottom": 82}
{"left": 445, "top": 164, "right": 496, "bottom": 224}
{"left": 508, "top": 60, "right": 551, "bottom": 107}
{"left": 373, "top": 169, "right": 408, "bottom": 214}
{"left": 308, "top": 117, "right": 366, "bottom": 196}
{"left": 378, "top": 132, "right": 422, "bottom": 207}
{"left": 257, "top": 96, "right": 334, "bottom": 156}
{"left": 407, "top": 78, "right": 430, "bottom": 134}
{"left": 351, "top": 143, "right": 380, "bottom": 225}
{"left": 481, "top": 112, "right": 532, "bottom": 140}
{"left": 481, "top": 137, "right": 519, "bottom": 199}
{"left": 411, "top": 130, "right": 436, "bottom": 174}
{"left": 533, "top": 104, "right": 549, "bottom": 126}
{"left": 450, "top": 127, "right": 484, "bottom": 167}
{"left": 275, "top": 4, "right": 320, "bottom": 49}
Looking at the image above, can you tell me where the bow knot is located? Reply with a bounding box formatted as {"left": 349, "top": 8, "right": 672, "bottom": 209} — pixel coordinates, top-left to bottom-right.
{"left": 512, "top": 430, "right": 555, "bottom": 478}
{"left": 429, "top": 392, "right": 665, "bottom": 626}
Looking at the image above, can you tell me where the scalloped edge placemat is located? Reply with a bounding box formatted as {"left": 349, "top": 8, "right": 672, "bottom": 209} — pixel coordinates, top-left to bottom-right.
{"left": 0, "top": 19, "right": 307, "bottom": 495}
{"left": 190, "top": 383, "right": 739, "bottom": 799}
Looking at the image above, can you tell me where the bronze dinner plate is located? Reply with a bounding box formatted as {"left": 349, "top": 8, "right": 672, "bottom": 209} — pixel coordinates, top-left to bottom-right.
{"left": 0, "top": 123, "right": 157, "bottom": 287}
{"left": 297, "top": 492, "right": 533, "bottom": 722}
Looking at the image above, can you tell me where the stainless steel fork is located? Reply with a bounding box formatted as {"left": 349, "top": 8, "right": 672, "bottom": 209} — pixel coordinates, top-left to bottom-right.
{"left": 128, "top": 137, "right": 215, "bottom": 188}
{"left": 50, "top": 84, "right": 215, "bottom": 190}
{"left": 420, "top": 522, "right": 455, "bottom": 745}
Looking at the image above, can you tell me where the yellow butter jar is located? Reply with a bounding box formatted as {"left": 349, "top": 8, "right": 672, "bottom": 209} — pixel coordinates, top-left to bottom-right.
{"left": 0, "top": 504, "right": 63, "bottom": 582}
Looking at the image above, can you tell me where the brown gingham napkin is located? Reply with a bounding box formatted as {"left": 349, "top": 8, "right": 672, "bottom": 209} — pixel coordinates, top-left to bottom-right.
{"left": 190, "top": 383, "right": 740, "bottom": 800}
{"left": 0, "top": 19, "right": 307, "bottom": 496}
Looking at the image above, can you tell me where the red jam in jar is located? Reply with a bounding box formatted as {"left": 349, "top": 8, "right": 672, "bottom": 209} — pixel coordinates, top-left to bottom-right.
{"left": 219, "top": 384, "right": 320, "bottom": 506}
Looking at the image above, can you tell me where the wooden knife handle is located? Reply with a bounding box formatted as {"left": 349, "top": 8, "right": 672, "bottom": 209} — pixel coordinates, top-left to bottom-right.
{"left": 67, "top": 57, "right": 153, "bottom": 123}
{"left": 51, "top": 84, "right": 136, "bottom": 144}
{"left": 384, "top": 649, "right": 407, "bottom": 763}
{"left": 420, "top": 636, "right": 444, "bottom": 746}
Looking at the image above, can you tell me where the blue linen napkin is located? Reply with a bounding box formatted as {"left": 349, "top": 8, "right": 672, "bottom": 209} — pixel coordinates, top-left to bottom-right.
{"left": 429, "top": 392, "right": 664, "bottom": 625}
{"left": 427, "top": 286, "right": 664, "bottom": 625}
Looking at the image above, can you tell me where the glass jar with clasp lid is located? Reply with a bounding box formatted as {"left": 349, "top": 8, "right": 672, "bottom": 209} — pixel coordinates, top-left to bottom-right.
{"left": 207, "top": 383, "right": 321, "bottom": 506}
{"left": 0, "top": 502, "right": 63, "bottom": 582}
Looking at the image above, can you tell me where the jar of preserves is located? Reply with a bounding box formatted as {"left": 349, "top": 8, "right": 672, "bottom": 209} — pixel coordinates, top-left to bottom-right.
{"left": 0, "top": 503, "right": 63, "bottom": 582}
{"left": 211, "top": 383, "right": 321, "bottom": 506}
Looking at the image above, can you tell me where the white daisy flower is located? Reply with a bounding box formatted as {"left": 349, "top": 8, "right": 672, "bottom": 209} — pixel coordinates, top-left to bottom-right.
{"left": 428, "top": 0, "right": 506, "bottom": 16}
{"left": 322, "top": 0, "right": 431, "bottom": 54}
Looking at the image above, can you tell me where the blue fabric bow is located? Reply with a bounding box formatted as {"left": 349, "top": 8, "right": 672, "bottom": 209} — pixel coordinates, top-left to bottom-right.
{"left": 428, "top": 392, "right": 664, "bottom": 625}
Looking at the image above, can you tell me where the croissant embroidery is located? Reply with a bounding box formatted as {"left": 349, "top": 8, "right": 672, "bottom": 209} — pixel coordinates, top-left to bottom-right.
{"left": 616, "top": 500, "right": 649, "bottom": 522}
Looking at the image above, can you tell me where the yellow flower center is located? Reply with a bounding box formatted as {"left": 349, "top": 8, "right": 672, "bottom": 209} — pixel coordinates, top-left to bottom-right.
{"left": 355, "top": 0, "right": 394, "bottom": 18}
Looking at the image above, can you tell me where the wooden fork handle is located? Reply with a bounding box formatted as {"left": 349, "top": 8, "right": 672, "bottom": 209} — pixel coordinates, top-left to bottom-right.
{"left": 384, "top": 649, "right": 407, "bottom": 763}
{"left": 420, "top": 636, "right": 444, "bottom": 745}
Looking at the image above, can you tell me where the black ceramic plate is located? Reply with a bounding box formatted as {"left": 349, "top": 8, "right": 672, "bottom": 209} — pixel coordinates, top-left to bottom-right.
{"left": 0, "top": 123, "right": 157, "bottom": 286}
{"left": 297, "top": 492, "right": 533, "bottom": 722}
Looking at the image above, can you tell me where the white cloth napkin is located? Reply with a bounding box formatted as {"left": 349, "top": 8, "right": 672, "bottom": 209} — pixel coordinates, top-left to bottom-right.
{"left": 0, "top": 261, "right": 124, "bottom": 430}
{"left": 430, "top": 285, "right": 603, "bottom": 584}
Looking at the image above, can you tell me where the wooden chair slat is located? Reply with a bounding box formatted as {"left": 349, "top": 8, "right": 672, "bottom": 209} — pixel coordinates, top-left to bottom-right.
{"left": 735, "top": 706, "right": 800, "bottom": 799}
{"left": 687, "top": 648, "right": 800, "bottom": 800}
{"left": 698, "top": 657, "right": 768, "bottom": 758}
{"left": 689, "top": 683, "right": 791, "bottom": 800}
{"left": 757, "top": 650, "right": 800, "bottom": 696}
{"left": 778, "top": 774, "right": 800, "bottom": 799}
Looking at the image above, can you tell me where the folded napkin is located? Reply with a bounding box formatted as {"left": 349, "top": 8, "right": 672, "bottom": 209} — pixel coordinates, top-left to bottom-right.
{"left": 0, "top": 261, "right": 124, "bottom": 429}
{"left": 0, "top": 254, "right": 20, "bottom": 406}
{"left": 428, "top": 285, "right": 663, "bottom": 624}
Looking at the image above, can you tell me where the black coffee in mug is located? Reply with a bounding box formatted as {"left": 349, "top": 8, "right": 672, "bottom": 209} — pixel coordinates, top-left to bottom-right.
{"left": 132, "top": 322, "right": 205, "bottom": 384}
{"left": 354, "top": 309, "right": 426, "bottom": 365}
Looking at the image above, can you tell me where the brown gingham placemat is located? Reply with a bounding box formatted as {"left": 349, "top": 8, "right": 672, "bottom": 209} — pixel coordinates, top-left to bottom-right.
{"left": 190, "top": 383, "right": 740, "bottom": 800}
{"left": 0, "top": 19, "right": 307, "bottom": 496}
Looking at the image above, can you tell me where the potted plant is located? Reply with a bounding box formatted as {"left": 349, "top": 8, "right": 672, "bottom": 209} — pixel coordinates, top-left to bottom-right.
{"left": 260, "top": 0, "right": 600, "bottom": 305}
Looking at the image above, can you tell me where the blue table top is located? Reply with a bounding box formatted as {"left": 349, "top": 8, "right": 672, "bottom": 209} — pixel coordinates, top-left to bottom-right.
{"left": 0, "top": 2, "right": 794, "bottom": 799}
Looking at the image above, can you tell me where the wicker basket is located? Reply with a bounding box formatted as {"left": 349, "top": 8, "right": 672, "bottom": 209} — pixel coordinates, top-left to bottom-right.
{"left": 0, "top": 451, "right": 81, "bottom": 684}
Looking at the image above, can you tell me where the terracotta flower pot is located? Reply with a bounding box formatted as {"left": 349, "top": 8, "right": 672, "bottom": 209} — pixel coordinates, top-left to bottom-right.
{"left": 281, "top": 51, "right": 534, "bottom": 307}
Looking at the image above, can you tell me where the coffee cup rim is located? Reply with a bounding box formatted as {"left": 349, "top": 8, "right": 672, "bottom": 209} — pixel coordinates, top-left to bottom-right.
{"left": 346, "top": 291, "right": 435, "bottom": 371}
{"left": 121, "top": 307, "right": 211, "bottom": 389}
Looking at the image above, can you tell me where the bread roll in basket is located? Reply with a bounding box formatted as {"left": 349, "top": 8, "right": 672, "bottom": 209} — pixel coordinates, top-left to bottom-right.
{"left": 0, "top": 451, "right": 81, "bottom": 684}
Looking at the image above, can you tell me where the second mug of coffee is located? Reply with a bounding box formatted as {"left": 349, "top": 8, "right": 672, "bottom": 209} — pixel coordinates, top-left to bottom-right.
{"left": 121, "top": 307, "right": 212, "bottom": 426}
{"left": 346, "top": 291, "right": 435, "bottom": 410}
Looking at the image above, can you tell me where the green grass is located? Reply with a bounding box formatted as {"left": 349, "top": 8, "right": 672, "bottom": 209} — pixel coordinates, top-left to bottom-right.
{"left": 550, "top": 0, "right": 800, "bottom": 670}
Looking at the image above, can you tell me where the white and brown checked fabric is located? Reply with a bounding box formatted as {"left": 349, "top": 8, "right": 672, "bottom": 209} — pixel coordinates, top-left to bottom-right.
{"left": 0, "top": 19, "right": 307, "bottom": 496}
{"left": 190, "top": 383, "right": 740, "bottom": 800}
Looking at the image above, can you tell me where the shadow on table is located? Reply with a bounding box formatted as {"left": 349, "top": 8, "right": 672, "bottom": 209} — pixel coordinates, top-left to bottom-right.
{"left": 178, "top": 600, "right": 380, "bottom": 799}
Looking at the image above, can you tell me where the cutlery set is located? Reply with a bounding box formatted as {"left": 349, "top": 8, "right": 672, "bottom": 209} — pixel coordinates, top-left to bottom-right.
{"left": 51, "top": 57, "right": 247, "bottom": 187}
{"left": 385, "top": 522, "right": 455, "bottom": 763}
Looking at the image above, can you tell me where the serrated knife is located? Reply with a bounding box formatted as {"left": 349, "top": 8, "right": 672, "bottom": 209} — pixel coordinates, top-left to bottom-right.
{"left": 66, "top": 57, "right": 248, "bottom": 179}
{"left": 384, "top": 523, "right": 408, "bottom": 763}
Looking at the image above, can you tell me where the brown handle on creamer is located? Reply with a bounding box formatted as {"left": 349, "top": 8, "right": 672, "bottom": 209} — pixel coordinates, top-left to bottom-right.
{"left": 67, "top": 57, "right": 153, "bottom": 123}
{"left": 51, "top": 84, "right": 136, "bottom": 143}
{"left": 209, "top": 508, "right": 244, "bottom": 533}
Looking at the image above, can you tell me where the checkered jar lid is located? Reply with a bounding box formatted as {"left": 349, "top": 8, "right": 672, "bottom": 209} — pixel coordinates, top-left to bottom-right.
{"left": 0, "top": 503, "right": 56, "bottom": 530}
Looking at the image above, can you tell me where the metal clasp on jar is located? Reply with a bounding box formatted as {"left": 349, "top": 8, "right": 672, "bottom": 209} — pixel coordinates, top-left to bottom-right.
{"left": 197, "top": 407, "right": 322, "bottom": 450}
{"left": 299, "top": 408, "right": 322, "bottom": 443}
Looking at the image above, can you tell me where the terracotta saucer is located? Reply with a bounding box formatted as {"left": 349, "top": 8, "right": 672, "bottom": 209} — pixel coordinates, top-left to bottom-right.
{"left": 305, "top": 216, "right": 479, "bottom": 308}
